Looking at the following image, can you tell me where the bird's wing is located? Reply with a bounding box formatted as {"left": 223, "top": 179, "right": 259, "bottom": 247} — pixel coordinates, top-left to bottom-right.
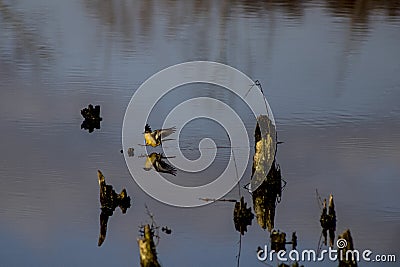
{"left": 154, "top": 159, "right": 177, "bottom": 176}
{"left": 145, "top": 124, "right": 152, "bottom": 132}
{"left": 144, "top": 157, "right": 153, "bottom": 170}
{"left": 144, "top": 153, "right": 157, "bottom": 170}
{"left": 156, "top": 127, "right": 176, "bottom": 139}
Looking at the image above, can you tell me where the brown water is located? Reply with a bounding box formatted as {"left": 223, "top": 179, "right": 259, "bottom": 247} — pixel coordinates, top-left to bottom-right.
{"left": 1, "top": 1, "right": 399, "bottom": 266}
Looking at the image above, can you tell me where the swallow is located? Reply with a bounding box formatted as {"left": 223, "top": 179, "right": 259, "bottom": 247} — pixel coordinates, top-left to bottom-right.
{"left": 143, "top": 152, "right": 176, "bottom": 176}
{"left": 143, "top": 124, "right": 176, "bottom": 147}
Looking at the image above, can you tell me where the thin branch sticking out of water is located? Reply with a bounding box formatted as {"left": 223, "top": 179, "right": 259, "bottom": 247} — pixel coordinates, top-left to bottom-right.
{"left": 199, "top": 198, "right": 237, "bottom": 203}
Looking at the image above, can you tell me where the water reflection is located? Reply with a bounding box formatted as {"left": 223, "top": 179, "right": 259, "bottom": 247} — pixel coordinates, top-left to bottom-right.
{"left": 252, "top": 161, "right": 284, "bottom": 232}
{"left": 233, "top": 115, "right": 281, "bottom": 266}
{"left": 97, "top": 170, "right": 131, "bottom": 247}
{"left": 278, "top": 261, "right": 304, "bottom": 267}
{"left": 0, "top": 0, "right": 399, "bottom": 266}
{"left": 319, "top": 194, "right": 337, "bottom": 248}
{"left": 257, "top": 229, "right": 301, "bottom": 267}
{"left": 80, "top": 0, "right": 400, "bottom": 45}
{"left": 325, "top": 0, "right": 400, "bottom": 21}
{"left": 81, "top": 104, "right": 102, "bottom": 133}
{"left": 0, "top": 0, "right": 53, "bottom": 66}
{"left": 270, "top": 229, "right": 298, "bottom": 252}
{"left": 248, "top": 115, "right": 303, "bottom": 266}
{"left": 143, "top": 153, "right": 177, "bottom": 176}
{"left": 233, "top": 196, "right": 254, "bottom": 235}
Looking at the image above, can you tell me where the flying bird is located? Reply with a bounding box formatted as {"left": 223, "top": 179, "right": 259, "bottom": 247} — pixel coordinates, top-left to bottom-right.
{"left": 143, "top": 124, "right": 176, "bottom": 147}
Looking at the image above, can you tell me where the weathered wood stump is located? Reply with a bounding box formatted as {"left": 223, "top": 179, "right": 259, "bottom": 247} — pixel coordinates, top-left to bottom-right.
{"left": 137, "top": 224, "right": 161, "bottom": 267}
{"left": 338, "top": 229, "right": 358, "bottom": 267}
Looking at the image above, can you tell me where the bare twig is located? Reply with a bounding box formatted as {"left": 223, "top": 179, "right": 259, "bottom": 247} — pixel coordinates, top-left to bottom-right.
{"left": 225, "top": 131, "right": 241, "bottom": 198}
{"left": 316, "top": 189, "right": 324, "bottom": 209}
{"left": 143, "top": 204, "right": 160, "bottom": 245}
{"left": 236, "top": 234, "right": 242, "bottom": 267}
{"left": 199, "top": 198, "right": 237, "bottom": 203}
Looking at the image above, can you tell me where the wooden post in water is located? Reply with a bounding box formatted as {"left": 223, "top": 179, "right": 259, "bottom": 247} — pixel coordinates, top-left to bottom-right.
{"left": 338, "top": 229, "right": 357, "bottom": 267}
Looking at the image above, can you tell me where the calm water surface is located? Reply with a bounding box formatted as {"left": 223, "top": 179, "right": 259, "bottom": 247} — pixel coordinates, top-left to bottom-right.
{"left": 1, "top": 1, "right": 399, "bottom": 266}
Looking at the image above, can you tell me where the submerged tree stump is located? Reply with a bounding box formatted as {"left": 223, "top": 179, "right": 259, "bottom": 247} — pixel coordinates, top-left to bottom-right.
{"left": 251, "top": 115, "right": 277, "bottom": 191}
{"left": 138, "top": 224, "right": 161, "bottom": 267}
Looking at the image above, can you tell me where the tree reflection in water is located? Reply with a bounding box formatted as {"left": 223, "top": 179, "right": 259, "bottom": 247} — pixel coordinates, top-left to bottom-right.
{"left": 252, "top": 161, "right": 284, "bottom": 232}
{"left": 81, "top": 104, "right": 102, "bottom": 133}
{"left": 233, "top": 196, "right": 254, "bottom": 235}
{"left": 97, "top": 170, "right": 131, "bottom": 247}
{"left": 318, "top": 192, "right": 337, "bottom": 249}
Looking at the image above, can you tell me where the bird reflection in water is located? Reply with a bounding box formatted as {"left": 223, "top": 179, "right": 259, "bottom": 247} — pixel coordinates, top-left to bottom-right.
{"left": 97, "top": 170, "right": 131, "bottom": 246}
{"left": 143, "top": 152, "right": 177, "bottom": 176}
